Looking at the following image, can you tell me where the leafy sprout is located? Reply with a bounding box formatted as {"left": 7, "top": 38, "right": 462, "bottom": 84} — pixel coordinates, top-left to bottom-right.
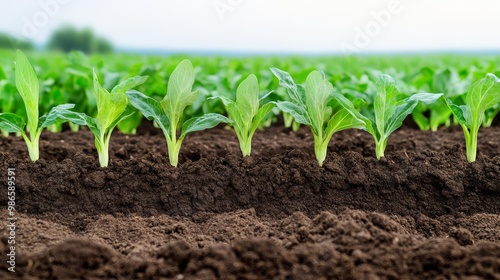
{"left": 272, "top": 67, "right": 366, "bottom": 166}
{"left": 0, "top": 50, "right": 79, "bottom": 161}
{"left": 46, "top": 70, "right": 148, "bottom": 167}
{"left": 447, "top": 73, "right": 500, "bottom": 162}
{"left": 127, "top": 59, "right": 230, "bottom": 167}
{"left": 333, "top": 74, "right": 443, "bottom": 159}
{"left": 211, "top": 74, "right": 275, "bottom": 156}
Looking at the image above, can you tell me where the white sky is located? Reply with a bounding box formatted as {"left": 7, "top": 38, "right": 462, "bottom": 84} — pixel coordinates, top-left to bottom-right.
{"left": 1, "top": 0, "right": 499, "bottom": 54}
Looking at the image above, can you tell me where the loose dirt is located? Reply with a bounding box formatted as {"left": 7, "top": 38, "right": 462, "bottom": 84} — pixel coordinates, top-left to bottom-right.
{"left": 0, "top": 122, "right": 499, "bottom": 279}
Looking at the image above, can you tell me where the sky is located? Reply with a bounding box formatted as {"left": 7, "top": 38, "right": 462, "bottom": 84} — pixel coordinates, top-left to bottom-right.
{"left": 1, "top": 0, "right": 499, "bottom": 54}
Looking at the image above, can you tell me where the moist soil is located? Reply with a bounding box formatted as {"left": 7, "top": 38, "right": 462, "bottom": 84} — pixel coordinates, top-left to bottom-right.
{"left": 0, "top": 122, "right": 499, "bottom": 279}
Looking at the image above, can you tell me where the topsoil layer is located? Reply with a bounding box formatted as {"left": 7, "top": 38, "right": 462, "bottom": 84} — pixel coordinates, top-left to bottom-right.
{"left": 0, "top": 122, "right": 499, "bottom": 279}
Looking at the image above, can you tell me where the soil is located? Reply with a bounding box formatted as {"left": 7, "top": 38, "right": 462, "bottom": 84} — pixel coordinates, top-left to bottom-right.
{"left": 0, "top": 121, "right": 499, "bottom": 279}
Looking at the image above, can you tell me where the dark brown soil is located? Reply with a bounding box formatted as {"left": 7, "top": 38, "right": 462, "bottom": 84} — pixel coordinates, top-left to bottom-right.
{"left": 0, "top": 122, "right": 499, "bottom": 279}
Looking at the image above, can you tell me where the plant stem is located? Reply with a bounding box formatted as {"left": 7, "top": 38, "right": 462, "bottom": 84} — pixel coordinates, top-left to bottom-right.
{"left": 95, "top": 137, "right": 109, "bottom": 167}
{"left": 375, "top": 137, "right": 387, "bottom": 160}
{"left": 22, "top": 133, "right": 40, "bottom": 161}
{"left": 239, "top": 138, "right": 252, "bottom": 157}
{"left": 69, "top": 122, "right": 80, "bottom": 132}
{"left": 283, "top": 113, "right": 293, "bottom": 128}
{"left": 28, "top": 139, "right": 40, "bottom": 161}
{"left": 235, "top": 128, "right": 253, "bottom": 157}
{"left": 96, "top": 132, "right": 112, "bottom": 167}
{"left": 167, "top": 138, "right": 183, "bottom": 167}
{"left": 167, "top": 126, "right": 183, "bottom": 167}
{"left": 167, "top": 140, "right": 177, "bottom": 167}
{"left": 445, "top": 118, "right": 451, "bottom": 128}
{"left": 313, "top": 134, "right": 328, "bottom": 167}
{"left": 171, "top": 127, "right": 178, "bottom": 167}
{"left": 47, "top": 124, "right": 59, "bottom": 133}
{"left": 464, "top": 126, "right": 478, "bottom": 162}
{"left": 430, "top": 120, "right": 440, "bottom": 131}
{"left": 98, "top": 147, "right": 109, "bottom": 167}
{"left": 483, "top": 118, "right": 493, "bottom": 128}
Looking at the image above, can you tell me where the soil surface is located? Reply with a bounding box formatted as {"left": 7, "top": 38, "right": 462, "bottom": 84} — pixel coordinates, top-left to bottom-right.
{"left": 0, "top": 122, "right": 499, "bottom": 279}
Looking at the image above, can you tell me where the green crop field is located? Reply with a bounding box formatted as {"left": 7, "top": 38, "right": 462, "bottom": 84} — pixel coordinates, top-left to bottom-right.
{"left": 3, "top": 1, "right": 500, "bottom": 278}
{"left": 2, "top": 50, "right": 500, "bottom": 166}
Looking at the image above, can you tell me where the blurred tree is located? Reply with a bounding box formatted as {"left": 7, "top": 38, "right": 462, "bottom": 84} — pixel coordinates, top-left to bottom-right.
{"left": 0, "top": 33, "right": 34, "bottom": 50}
{"left": 47, "top": 25, "right": 113, "bottom": 53}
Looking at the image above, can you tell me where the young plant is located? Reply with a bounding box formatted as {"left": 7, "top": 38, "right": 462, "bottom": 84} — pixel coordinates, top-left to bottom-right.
{"left": 271, "top": 68, "right": 365, "bottom": 167}
{"left": 332, "top": 74, "right": 442, "bottom": 159}
{"left": 447, "top": 73, "right": 500, "bottom": 162}
{"left": 483, "top": 104, "right": 500, "bottom": 127}
{"left": 412, "top": 69, "right": 469, "bottom": 131}
{"left": 0, "top": 50, "right": 77, "bottom": 161}
{"left": 54, "top": 71, "right": 148, "bottom": 167}
{"left": 211, "top": 74, "right": 274, "bottom": 156}
{"left": 127, "top": 59, "right": 230, "bottom": 167}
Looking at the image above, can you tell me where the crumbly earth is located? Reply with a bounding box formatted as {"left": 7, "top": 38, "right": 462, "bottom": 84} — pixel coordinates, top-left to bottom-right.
{"left": 0, "top": 122, "right": 499, "bottom": 279}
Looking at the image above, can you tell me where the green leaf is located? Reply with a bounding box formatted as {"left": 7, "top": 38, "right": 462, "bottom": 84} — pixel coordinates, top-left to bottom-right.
{"left": 161, "top": 59, "right": 198, "bottom": 126}
{"left": 111, "top": 76, "right": 148, "bottom": 94}
{"left": 385, "top": 100, "right": 420, "bottom": 138}
{"left": 467, "top": 73, "right": 500, "bottom": 116}
{"left": 374, "top": 74, "right": 399, "bottom": 139}
{"left": 0, "top": 65, "right": 6, "bottom": 80}
{"left": 181, "top": 113, "right": 230, "bottom": 138}
{"left": 0, "top": 113, "right": 25, "bottom": 133}
{"left": 270, "top": 67, "right": 306, "bottom": 106}
{"left": 210, "top": 95, "right": 234, "bottom": 107}
{"left": 66, "top": 67, "right": 91, "bottom": 79}
{"left": 434, "top": 69, "right": 454, "bottom": 95}
{"left": 84, "top": 116, "right": 100, "bottom": 140}
{"left": 93, "top": 70, "right": 128, "bottom": 132}
{"left": 93, "top": 69, "right": 101, "bottom": 99}
{"left": 446, "top": 99, "right": 469, "bottom": 126}
{"left": 38, "top": 104, "right": 97, "bottom": 135}
{"left": 250, "top": 102, "right": 275, "bottom": 133}
{"left": 236, "top": 74, "right": 259, "bottom": 123}
{"left": 275, "top": 101, "right": 310, "bottom": 125}
{"left": 325, "top": 109, "right": 365, "bottom": 137}
{"left": 126, "top": 90, "right": 170, "bottom": 134}
{"left": 408, "top": 92, "right": 443, "bottom": 105}
{"left": 330, "top": 92, "right": 373, "bottom": 134}
{"left": 259, "top": 90, "right": 274, "bottom": 101}
{"left": 305, "top": 71, "right": 333, "bottom": 135}
{"left": 226, "top": 101, "right": 242, "bottom": 127}
{"left": 107, "top": 106, "right": 136, "bottom": 133}
{"left": 15, "top": 50, "right": 39, "bottom": 136}
{"left": 39, "top": 104, "right": 77, "bottom": 129}
{"left": 384, "top": 93, "right": 442, "bottom": 137}
{"left": 434, "top": 69, "right": 450, "bottom": 92}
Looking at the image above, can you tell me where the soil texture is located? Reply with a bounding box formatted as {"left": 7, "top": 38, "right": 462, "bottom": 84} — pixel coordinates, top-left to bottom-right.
{"left": 0, "top": 122, "right": 499, "bottom": 279}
